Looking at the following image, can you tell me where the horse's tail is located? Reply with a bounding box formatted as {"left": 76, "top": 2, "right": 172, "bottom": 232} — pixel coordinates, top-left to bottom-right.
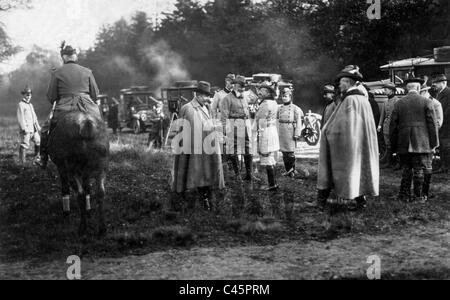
{"left": 79, "top": 118, "right": 96, "bottom": 140}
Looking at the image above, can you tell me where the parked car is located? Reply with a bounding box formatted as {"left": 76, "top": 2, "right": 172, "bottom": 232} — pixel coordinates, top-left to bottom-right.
{"left": 118, "top": 86, "right": 162, "bottom": 134}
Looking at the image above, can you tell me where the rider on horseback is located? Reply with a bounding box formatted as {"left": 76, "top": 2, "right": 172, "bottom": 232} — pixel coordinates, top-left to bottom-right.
{"left": 38, "top": 41, "right": 101, "bottom": 169}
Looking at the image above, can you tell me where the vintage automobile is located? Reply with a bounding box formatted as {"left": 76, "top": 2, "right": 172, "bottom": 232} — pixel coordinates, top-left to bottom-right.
{"left": 118, "top": 86, "right": 162, "bottom": 134}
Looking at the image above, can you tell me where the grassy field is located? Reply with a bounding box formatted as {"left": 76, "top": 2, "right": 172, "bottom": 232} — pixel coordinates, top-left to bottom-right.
{"left": 0, "top": 116, "right": 449, "bottom": 279}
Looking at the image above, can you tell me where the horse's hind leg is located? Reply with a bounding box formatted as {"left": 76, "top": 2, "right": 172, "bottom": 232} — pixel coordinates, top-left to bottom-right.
{"left": 97, "top": 171, "right": 107, "bottom": 237}
{"left": 74, "top": 175, "right": 87, "bottom": 236}
{"left": 83, "top": 177, "right": 92, "bottom": 217}
{"left": 59, "top": 169, "right": 71, "bottom": 217}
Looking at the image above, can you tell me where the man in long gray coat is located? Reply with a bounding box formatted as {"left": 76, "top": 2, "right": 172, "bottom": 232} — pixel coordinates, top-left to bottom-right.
{"left": 171, "top": 81, "right": 225, "bottom": 211}
{"left": 317, "top": 66, "right": 379, "bottom": 211}
{"left": 390, "top": 78, "right": 439, "bottom": 203}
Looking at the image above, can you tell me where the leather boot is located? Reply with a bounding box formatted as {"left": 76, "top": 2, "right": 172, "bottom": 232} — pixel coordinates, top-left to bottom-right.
{"left": 398, "top": 168, "right": 412, "bottom": 202}
{"left": 422, "top": 171, "right": 432, "bottom": 202}
{"left": 19, "top": 147, "right": 26, "bottom": 164}
{"left": 266, "top": 166, "right": 279, "bottom": 191}
{"left": 412, "top": 168, "right": 425, "bottom": 202}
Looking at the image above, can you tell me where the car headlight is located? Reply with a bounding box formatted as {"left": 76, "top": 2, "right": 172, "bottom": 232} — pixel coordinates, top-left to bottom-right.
{"left": 141, "top": 113, "right": 147, "bottom": 121}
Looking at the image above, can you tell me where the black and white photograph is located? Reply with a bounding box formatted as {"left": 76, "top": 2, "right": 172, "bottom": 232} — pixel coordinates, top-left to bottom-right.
{"left": 0, "top": 0, "right": 449, "bottom": 283}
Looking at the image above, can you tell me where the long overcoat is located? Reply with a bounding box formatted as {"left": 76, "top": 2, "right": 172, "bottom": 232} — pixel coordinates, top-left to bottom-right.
{"left": 172, "top": 97, "right": 225, "bottom": 193}
{"left": 318, "top": 87, "right": 379, "bottom": 200}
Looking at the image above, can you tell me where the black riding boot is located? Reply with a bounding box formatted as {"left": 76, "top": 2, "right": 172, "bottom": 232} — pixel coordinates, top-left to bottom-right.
{"left": 243, "top": 155, "right": 253, "bottom": 181}
{"left": 266, "top": 166, "right": 279, "bottom": 191}
{"left": 412, "top": 168, "right": 425, "bottom": 202}
{"left": 422, "top": 170, "right": 432, "bottom": 201}
{"left": 398, "top": 168, "right": 413, "bottom": 202}
{"left": 229, "top": 155, "right": 240, "bottom": 178}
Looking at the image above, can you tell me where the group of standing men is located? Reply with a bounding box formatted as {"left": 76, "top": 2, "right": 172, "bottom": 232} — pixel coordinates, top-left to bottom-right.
{"left": 318, "top": 65, "right": 449, "bottom": 210}
{"left": 171, "top": 74, "right": 304, "bottom": 210}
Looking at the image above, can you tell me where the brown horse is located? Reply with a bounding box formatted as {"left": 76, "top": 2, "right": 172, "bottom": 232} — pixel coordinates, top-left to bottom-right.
{"left": 48, "top": 111, "right": 109, "bottom": 236}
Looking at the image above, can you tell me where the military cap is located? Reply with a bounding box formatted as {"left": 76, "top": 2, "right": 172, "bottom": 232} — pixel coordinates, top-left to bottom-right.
{"left": 21, "top": 86, "right": 32, "bottom": 95}
{"left": 259, "top": 83, "right": 277, "bottom": 95}
{"left": 335, "top": 65, "right": 364, "bottom": 82}
{"left": 233, "top": 75, "right": 247, "bottom": 87}
{"left": 323, "top": 84, "right": 335, "bottom": 94}
{"left": 225, "top": 74, "right": 236, "bottom": 81}
{"left": 431, "top": 74, "right": 448, "bottom": 84}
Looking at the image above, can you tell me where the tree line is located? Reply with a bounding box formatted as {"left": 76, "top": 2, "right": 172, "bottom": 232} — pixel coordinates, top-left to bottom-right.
{"left": 1, "top": 0, "right": 450, "bottom": 117}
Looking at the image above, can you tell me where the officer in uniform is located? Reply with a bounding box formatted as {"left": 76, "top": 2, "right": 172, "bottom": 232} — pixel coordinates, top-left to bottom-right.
{"left": 378, "top": 82, "right": 399, "bottom": 168}
{"left": 38, "top": 41, "right": 101, "bottom": 169}
{"left": 17, "top": 86, "right": 41, "bottom": 165}
{"left": 256, "top": 83, "right": 280, "bottom": 191}
{"left": 220, "top": 75, "right": 253, "bottom": 181}
{"left": 277, "top": 86, "right": 303, "bottom": 177}
{"left": 321, "top": 84, "right": 337, "bottom": 127}
{"left": 432, "top": 74, "right": 450, "bottom": 174}
{"left": 211, "top": 74, "right": 235, "bottom": 120}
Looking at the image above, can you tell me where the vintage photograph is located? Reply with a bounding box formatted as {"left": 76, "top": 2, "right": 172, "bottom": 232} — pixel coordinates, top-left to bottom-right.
{"left": 0, "top": 0, "right": 449, "bottom": 282}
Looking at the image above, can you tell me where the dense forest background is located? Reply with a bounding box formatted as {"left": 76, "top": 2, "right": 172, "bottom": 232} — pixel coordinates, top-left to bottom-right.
{"left": 2, "top": 0, "right": 450, "bottom": 117}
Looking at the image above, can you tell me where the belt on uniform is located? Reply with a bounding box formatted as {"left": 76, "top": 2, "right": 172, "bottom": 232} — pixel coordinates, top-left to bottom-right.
{"left": 279, "top": 120, "right": 297, "bottom": 124}
{"left": 400, "top": 122, "right": 426, "bottom": 129}
{"left": 60, "top": 93, "right": 90, "bottom": 98}
{"left": 229, "top": 115, "right": 249, "bottom": 120}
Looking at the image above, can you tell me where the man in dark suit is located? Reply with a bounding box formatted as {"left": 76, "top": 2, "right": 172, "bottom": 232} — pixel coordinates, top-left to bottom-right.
{"left": 432, "top": 74, "right": 450, "bottom": 174}
{"left": 390, "top": 78, "right": 439, "bottom": 203}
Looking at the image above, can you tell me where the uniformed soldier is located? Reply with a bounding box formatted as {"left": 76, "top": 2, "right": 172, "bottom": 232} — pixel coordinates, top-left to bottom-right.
{"left": 277, "top": 86, "right": 303, "bottom": 177}
{"left": 16, "top": 86, "right": 41, "bottom": 165}
{"left": 220, "top": 75, "right": 253, "bottom": 181}
{"left": 211, "top": 74, "right": 235, "bottom": 120}
{"left": 321, "top": 85, "right": 337, "bottom": 127}
{"left": 38, "top": 41, "right": 101, "bottom": 169}
{"left": 256, "top": 83, "right": 280, "bottom": 191}
{"left": 378, "top": 82, "right": 400, "bottom": 168}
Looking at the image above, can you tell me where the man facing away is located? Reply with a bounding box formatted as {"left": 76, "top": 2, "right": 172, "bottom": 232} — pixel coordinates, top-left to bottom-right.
{"left": 17, "top": 86, "right": 41, "bottom": 165}
{"left": 39, "top": 42, "right": 101, "bottom": 169}
{"left": 390, "top": 78, "right": 439, "bottom": 203}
